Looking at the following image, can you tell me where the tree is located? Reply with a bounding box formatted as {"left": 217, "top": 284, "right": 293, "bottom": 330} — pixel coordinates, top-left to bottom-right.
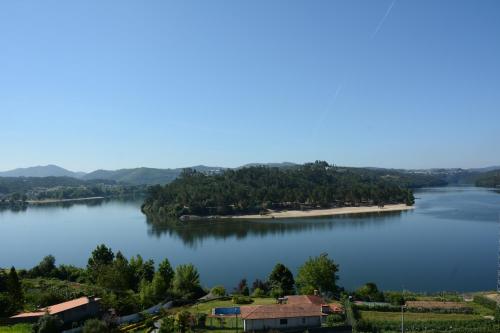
{"left": 296, "top": 253, "right": 339, "bottom": 295}
{"left": 6, "top": 267, "right": 23, "bottom": 311}
{"left": 405, "top": 190, "right": 415, "bottom": 206}
{"left": 173, "top": 264, "right": 202, "bottom": 299}
{"left": 356, "top": 282, "right": 384, "bottom": 302}
{"left": 234, "top": 278, "right": 249, "bottom": 296}
{"left": 82, "top": 318, "right": 108, "bottom": 333}
{"left": 210, "top": 285, "right": 226, "bottom": 297}
{"left": 87, "top": 244, "right": 114, "bottom": 282}
{"left": 32, "top": 313, "right": 63, "bottom": 333}
{"left": 31, "top": 255, "right": 57, "bottom": 278}
{"left": 158, "top": 258, "right": 174, "bottom": 289}
{"left": 268, "top": 263, "right": 295, "bottom": 296}
{"left": 130, "top": 255, "right": 155, "bottom": 288}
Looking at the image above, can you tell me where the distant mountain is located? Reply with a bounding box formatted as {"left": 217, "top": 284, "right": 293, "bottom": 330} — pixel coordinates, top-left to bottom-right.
{"left": 0, "top": 165, "right": 85, "bottom": 178}
{"left": 82, "top": 166, "right": 224, "bottom": 185}
{"left": 467, "top": 166, "right": 500, "bottom": 173}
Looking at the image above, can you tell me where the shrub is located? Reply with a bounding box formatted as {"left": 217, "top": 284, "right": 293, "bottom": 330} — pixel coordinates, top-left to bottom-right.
{"left": 232, "top": 295, "right": 253, "bottom": 304}
{"left": 82, "top": 319, "right": 108, "bottom": 333}
{"left": 252, "top": 287, "right": 266, "bottom": 298}
{"left": 211, "top": 285, "right": 226, "bottom": 297}
{"left": 325, "top": 314, "right": 344, "bottom": 326}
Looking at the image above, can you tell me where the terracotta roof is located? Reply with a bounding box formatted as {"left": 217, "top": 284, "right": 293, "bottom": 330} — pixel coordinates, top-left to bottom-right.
{"left": 285, "top": 295, "right": 325, "bottom": 305}
{"left": 241, "top": 303, "right": 322, "bottom": 320}
{"left": 11, "top": 297, "right": 100, "bottom": 319}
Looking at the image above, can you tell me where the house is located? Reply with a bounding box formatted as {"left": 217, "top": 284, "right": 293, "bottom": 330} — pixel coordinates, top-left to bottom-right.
{"left": 213, "top": 295, "right": 343, "bottom": 332}
{"left": 9, "top": 296, "right": 101, "bottom": 324}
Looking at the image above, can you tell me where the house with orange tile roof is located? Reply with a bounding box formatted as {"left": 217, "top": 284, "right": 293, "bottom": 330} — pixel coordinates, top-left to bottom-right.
{"left": 10, "top": 296, "right": 101, "bottom": 325}
{"left": 212, "top": 295, "right": 344, "bottom": 332}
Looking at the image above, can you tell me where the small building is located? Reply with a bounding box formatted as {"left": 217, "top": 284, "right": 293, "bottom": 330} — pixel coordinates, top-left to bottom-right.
{"left": 10, "top": 296, "right": 101, "bottom": 324}
{"left": 217, "top": 295, "right": 344, "bottom": 332}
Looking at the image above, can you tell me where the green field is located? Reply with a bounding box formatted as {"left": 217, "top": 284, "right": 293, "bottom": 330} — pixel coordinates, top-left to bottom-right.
{"left": 0, "top": 324, "right": 32, "bottom": 333}
{"left": 360, "top": 311, "right": 483, "bottom": 322}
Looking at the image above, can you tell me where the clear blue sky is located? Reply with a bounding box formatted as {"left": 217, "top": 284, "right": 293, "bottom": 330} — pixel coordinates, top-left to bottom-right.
{"left": 1, "top": 0, "right": 499, "bottom": 172}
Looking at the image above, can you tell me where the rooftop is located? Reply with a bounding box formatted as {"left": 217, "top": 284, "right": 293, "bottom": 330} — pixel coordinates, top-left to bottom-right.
{"left": 11, "top": 296, "right": 100, "bottom": 319}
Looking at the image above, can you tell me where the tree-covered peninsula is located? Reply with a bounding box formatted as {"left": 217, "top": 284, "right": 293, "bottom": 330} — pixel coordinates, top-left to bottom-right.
{"left": 141, "top": 161, "right": 416, "bottom": 218}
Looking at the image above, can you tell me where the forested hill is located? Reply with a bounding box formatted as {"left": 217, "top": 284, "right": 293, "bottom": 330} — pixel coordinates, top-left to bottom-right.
{"left": 475, "top": 169, "right": 500, "bottom": 187}
{"left": 141, "top": 161, "right": 418, "bottom": 218}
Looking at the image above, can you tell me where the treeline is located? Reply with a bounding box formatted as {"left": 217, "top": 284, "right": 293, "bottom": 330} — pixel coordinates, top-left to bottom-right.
{"left": 142, "top": 161, "right": 416, "bottom": 218}
{"left": 475, "top": 169, "right": 500, "bottom": 187}
{"left": 0, "top": 176, "right": 145, "bottom": 205}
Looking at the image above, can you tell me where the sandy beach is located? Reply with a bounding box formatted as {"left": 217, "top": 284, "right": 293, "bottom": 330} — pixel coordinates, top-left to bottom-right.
{"left": 227, "top": 204, "right": 414, "bottom": 219}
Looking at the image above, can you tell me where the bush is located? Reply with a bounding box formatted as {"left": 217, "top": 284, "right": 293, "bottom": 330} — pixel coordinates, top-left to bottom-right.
{"left": 32, "top": 313, "right": 63, "bottom": 333}
{"left": 232, "top": 295, "right": 253, "bottom": 304}
{"left": 325, "top": 314, "right": 344, "bottom": 327}
{"left": 252, "top": 287, "right": 266, "bottom": 297}
{"left": 211, "top": 285, "right": 226, "bottom": 297}
{"left": 82, "top": 319, "right": 108, "bottom": 333}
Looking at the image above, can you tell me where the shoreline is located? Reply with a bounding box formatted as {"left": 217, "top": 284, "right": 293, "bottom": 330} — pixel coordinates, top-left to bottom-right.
{"left": 26, "top": 196, "right": 105, "bottom": 204}
{"left": 223, "top": 204, "right": 414, "bottom": 220}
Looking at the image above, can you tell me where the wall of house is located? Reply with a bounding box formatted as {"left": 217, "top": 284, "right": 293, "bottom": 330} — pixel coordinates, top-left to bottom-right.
{"left": 243, "top": 316, "right": 320, "bottom": 332}
{"left": 58, "top": 301, "right": 100, "bottom": 324}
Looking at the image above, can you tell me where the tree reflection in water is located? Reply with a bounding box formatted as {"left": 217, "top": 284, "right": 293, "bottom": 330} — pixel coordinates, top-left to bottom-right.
{"left": 145, "top": 211, "right": 406, "bottom": 248}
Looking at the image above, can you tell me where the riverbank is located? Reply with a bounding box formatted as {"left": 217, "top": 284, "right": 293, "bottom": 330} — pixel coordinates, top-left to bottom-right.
{"left": 225, "top": 203, "right": 414, "bottom": 219}
{"left": 26, "top": 196, "right": 105, "bottom": 204}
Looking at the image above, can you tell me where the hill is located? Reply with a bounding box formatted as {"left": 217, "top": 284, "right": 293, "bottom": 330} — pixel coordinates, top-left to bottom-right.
{"left": 475, "top": 169, "right": 500, "bottom": 187}
{"left": 141, "top": 161, "right": 416, "bottom": 218}
{"left": 82, "top": 166, "right": 224, "bottom": 185}
{"left": 0, "top": 165, "right": 85, "bottom": 178}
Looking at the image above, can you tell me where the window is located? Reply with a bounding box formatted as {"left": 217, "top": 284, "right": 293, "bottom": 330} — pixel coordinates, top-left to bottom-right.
{"left": 302, "top": 318, "right": 306, "bottom": 324}
{"left": 280, "top": 319, "right": 288, "bottom": 325}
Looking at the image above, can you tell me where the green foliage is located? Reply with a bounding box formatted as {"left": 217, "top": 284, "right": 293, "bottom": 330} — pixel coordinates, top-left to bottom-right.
{"left": 82, "top": 319, "right": 108, "bottom": 333}
{"left": 232, "top": 295, "right": 253, "bottom": 304}
{"left": 296, "top": 253, "right": 339, "bottom": 295}
{"left": 31, "top": 313, "right": 63, "bottom": 333}
{"left": 175, "top": 310, "right": 193, "bottom": 333}
{"left": 356, "top": 283, "right": 384, "bottom": 302}
{"left": 475, "top": 169, "right": 500, "bottom": 187}
{"left": 158, "top": 316, "right": 176, "bottom": 333}
{"left": 87, "top": 244, "right": 115, "bottom": 282}
{"left": 268, "top": 263, "right": 295, "bottom": 296}
{"left": 234, "top": 278, "right": 249, "bottom": 296}
{"left": 142, "top": 162, "right": 418, "bottom": 217}
{"left": 251, "top": 288, "right": 266, "bottom": 297}
{"left": 210, "top": 285, "right": 226, "bottom": 297}
{"left": 473, "top": 295, "right": 498, "bottom": 311}
{"left": 158, "top": 258, "right": 174, "bottom": 290}
{"left": 325, "top": 314, "right": 345, "bottom": 327}
{"left": 6, "top": 267, "right": 23, "bottom": 312}
{"left": 173, "top": 264, "right": 202, "bottom": 299}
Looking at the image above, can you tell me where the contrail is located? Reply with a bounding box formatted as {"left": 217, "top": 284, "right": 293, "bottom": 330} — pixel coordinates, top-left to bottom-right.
{"left": 371, "top": 0, "right": 397, "bottom": 39}
{"left": 310, "top": 84, "right": 342, "bottom": 139}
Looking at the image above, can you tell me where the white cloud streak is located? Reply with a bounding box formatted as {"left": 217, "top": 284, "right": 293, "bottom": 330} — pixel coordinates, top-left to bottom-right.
{"left": 371, "top": 0, "right": 397, "bottom": 39}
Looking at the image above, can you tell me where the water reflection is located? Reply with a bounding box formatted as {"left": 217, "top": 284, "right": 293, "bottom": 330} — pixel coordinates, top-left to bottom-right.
{"left": 145, "top": 211, "right": 406, "bottom": 247}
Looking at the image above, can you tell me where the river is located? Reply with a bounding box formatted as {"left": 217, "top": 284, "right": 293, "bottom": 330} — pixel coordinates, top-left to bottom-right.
{"left": 0, "top": 186, "right": 498, "bottom": 292}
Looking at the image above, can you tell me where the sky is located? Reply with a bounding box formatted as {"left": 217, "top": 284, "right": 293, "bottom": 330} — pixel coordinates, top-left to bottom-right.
{"left": 0, "top": 0, "right": 499, "bottom": 172}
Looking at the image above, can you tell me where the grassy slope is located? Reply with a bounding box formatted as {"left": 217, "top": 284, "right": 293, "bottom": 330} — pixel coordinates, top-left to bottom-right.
{"left": 0, "top": 324, "right": 32, "bottom": 333}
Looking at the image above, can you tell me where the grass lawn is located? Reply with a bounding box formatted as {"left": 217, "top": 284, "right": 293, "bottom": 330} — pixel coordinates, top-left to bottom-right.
{"left": 191, "top": 297, "right": 277, "bottom": 314}
{"left": 0, "top": 324, "right": 32, "bottom": 333}
{"left": 360, "top": 311, "right": 483, "bottom": 322}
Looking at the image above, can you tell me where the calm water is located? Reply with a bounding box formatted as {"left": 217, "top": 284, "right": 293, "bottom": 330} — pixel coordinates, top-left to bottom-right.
{"left": 1, "top": 187, "right": 499, "bottom": 292}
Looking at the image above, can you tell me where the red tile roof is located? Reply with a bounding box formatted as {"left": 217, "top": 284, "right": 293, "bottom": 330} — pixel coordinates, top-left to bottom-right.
{"left": 11, "top": 297, "right": 100, "bottom": 319}
{"left": 241, "top": 303, "right": 322, "bottom": 320}
{"left": 285, "top": 295, "right": 325, "bottom": 305}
